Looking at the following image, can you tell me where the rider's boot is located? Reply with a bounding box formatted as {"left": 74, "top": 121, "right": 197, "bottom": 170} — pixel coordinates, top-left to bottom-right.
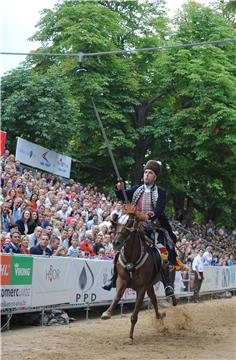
{"left": 102, "top": 265, "right": 118, "bottom": 291}
{"left": 161, "top": 266, "right": 174, "bottom": 297}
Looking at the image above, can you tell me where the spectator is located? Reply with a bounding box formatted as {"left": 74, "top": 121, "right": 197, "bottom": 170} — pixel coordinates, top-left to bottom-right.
{"left": 56, "top": 203, "right": 71, "bottom": 221}
{"left": 86, "top": 214, "right": 99, "bottom": 230}
{"left": 45, "top": 225, "right": 53, "bottom": 241}
{"left": 93, "top": 233, "right": 105, "bottom": 255}
{"left": 203, "top": 246, "right": 213, "bottom": 265}
{"left": 30, "top": 233, "right": 53, "bottom": 256}
{"left": 7, "top": 188, "right": 17, "bottom": 201}
{"left": 0, "top": 234, "right": 6, "bottom": 252}
{"left": 1, "top": 202, "right": 14, "bottom": 234}
{"left": 68, "top": 237, "right": 80, "bottom": 257}
{"left": 5, "top": 231, "right": 21, "bottom": 254}
{"left": 80, "top": 236, "right": 95, "bottom": 257}
{"left": 12, "top": 197, "right": 23, "bottom": 223}
{"left": 52, "top": 220, "right": 64, "bottom": 238}
{"left": 20, "top": 235, "right": 30, "bottom": 254}
{"left": 192, "top": 248, "right": 205, "bottom": 303}
{"left": 48, "top": 236, "right": 61, "bottom": 255}
{"left": 27, "top": 193, "right": 38, "bottom": 211}
{"left": 60, "top": 229, "right": 69, "bottom": 249}
{"left": 102, "top": 234, "right": 113, "bottom": 251}
{"left": 15, "top": 160, "right": 23, "bottom": 174}
{"left": 97, "top": 248, "right": 105, "bottom": 260}
{"left": 28, "top": 226, "right": 43, "bottom": 248}
{"left": 15, "top": 209, "right": 35, "bottom": 235}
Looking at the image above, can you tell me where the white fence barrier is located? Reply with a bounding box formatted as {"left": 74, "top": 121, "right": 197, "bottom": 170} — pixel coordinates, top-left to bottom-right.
{"left": 1, "top": 254, "right": 236, "bottom": 312}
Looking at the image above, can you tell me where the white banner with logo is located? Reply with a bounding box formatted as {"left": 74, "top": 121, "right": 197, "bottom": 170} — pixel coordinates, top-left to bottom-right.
{"left": 1, "top": 255, "right": 235, "bottom": 311}
{"left": 201, "top": 265, "right": 236, "bottom": 292}
{"left": 68, "top": 258, "right": 145, "bottom": 305}
{"left": 15, "top": 137, "right": 72, "bottom": 178}
{"left": 31, "top": 257, "right": 71, "bottom": 307}
{"left": 1, "top": 285, "right": 32, "bottom": 309}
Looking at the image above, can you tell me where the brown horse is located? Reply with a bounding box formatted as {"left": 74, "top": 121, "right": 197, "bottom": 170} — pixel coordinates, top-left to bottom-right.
{"left": 101, "top": 205, "right": 174, "bottom": 344}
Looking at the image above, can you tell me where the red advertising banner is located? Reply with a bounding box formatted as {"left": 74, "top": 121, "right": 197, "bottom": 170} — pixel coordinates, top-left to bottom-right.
{"left": 0, "top": 255, "right": 12, "bottom": 285}
{"left": 0, "top": 131, "right": 7, "bottom": 156}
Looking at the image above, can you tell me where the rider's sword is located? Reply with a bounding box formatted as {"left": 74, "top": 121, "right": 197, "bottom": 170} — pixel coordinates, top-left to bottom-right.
{"left": 91, "top": 98, "right": 128, "bottom": 203}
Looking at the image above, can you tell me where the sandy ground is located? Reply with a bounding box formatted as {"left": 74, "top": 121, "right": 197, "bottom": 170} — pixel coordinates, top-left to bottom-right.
{"left": 1, "top": 297, "right": 236, "bottom": 360}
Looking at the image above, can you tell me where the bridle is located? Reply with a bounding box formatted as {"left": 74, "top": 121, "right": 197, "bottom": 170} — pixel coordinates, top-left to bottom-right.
{"left": 113, "top": 214, "right": 149, "bottom": 277}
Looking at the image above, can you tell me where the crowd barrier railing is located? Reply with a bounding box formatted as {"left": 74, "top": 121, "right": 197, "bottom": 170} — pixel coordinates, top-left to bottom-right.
{"left": 1, "top": 254, "right": 235, "bottom": 317}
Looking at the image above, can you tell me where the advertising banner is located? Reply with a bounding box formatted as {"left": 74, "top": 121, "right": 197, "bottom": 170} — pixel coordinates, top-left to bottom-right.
{"left": 69, "top": 258, "right": 116, "bottom": 305}
{"left": 15, "top": 137, "right": 72, "bottom": 178}
{"left": 69, "top": 259, "right": 168, "bottom": 305}
{"left": 0, "top": 255, "right": 33, "bottom": 309}
{"left": 1, "top": 255, "right": 235, "bottom": 312}
{"left": 0, "top": 131, "right": 7, "bottom": 156}
{"left": 201, "top": 266, "right": 236, "bottom": 292}
{"left": 31, "top": 257, "right": 71, "bottom": 307}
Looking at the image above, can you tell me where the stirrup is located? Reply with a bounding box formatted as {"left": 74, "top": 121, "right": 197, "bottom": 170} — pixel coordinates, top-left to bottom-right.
{"left": 102, "top": 282, "right": 113, "bottom": 291}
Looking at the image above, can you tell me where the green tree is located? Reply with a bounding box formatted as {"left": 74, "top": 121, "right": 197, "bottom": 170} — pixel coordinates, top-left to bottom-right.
{"left": 152, "top": 1, "right": 236, "bottom": 225}
{"left": 29, "top": 0, "right": 171, "bottom": 185}
{"left": 1, "top": 66, "right": 79, "bottom": 154}
{"left": 2, "top": 0, "right": 236, "bottom": 225}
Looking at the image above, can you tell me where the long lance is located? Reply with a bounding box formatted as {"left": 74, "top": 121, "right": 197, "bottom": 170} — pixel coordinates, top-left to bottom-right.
{"left": 91, "top": 98, "right": 128, "bottom": 203}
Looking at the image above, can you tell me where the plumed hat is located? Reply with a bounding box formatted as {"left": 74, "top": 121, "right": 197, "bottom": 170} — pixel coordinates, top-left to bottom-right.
{"left": 143, "top": 160, "right": 162, "bottom": 176}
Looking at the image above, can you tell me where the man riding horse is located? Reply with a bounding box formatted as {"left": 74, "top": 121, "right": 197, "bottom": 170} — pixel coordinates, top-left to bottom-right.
{"left": 103, "top": 159, "right": 177, "bottom": 297}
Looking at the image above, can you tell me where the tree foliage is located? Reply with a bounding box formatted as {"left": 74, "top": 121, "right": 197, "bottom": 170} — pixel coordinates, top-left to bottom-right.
{"left": 1, "top": 66, "right": 79, "bottom": 154}
{"left": 1, "top": 0, "right": 236, "bottom": 225}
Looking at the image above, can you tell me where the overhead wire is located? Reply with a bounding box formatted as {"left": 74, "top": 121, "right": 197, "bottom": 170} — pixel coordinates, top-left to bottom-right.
{"left": 1, "top": 38, "right": 235, "bottom": 59}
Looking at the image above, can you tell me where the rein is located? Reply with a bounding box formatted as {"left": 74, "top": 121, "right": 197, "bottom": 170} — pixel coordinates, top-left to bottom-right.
{"left": 118, "top": 225, "right": 149, "bottom": 278}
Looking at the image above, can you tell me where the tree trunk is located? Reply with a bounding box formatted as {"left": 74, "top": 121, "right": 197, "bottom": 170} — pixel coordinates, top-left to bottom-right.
{"left": 130, "top": 102, "right": 152, "bottom": 185}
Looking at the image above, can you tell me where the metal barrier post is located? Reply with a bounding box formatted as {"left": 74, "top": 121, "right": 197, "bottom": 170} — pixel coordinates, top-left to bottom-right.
{"left": 85, "top": 303, "right": 90, "bottom": 320}
{"left": 120, "top": 301, "right": 124, "bottom": 316}
{"left": 6, "top": 313, "right": 11, "bottom": 331}
{"left": 41, "top": 309, "right": 45, "bottom": 326}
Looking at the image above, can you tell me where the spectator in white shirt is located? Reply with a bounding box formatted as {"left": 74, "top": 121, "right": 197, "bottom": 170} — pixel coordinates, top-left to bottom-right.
{"left": 192, "top": 248, "right": 205, "bottom": 303}
{"left": 56, "top": 203, "right": 71, "bottom": 221}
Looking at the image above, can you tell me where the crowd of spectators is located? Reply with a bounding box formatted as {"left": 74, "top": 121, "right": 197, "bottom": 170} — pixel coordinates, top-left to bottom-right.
{"left": 1, "top": 150, "right": 235, "bottom": 268}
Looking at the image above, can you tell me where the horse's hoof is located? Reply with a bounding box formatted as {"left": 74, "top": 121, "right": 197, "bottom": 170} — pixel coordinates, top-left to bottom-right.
{"left": 172, "top": 296, "right": 178, "bottom": 307}
{"left": 124, "top": 337, "right": 133, "bottom": 345}
{"left": 160, "top": 312, "right": 166, "bottom": 320}
{"left": 156, "top": 311, "right": 166, "bottom": 320}
{"left": 101, "top": 311, "right": 111, "bottom": 320}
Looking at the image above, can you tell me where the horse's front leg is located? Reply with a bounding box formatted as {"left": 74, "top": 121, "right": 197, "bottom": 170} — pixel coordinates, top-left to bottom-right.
{"left": 146, "top": 286, "right": 166, "bottom": 321}
{"left": 101, "top": 277, "right": 127, "bottom": 320}
{"left": 126, "top": 287, "right": 146, "bottom": 345}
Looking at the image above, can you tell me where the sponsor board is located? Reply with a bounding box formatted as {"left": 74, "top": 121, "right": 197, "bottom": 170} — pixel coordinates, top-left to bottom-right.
{"left": 0, "top": 255, "right": 11, "bottom": 285}
{"left": 1, "top": 285, "right": 32, "bottom": 309}
{"left": 1, "top": 255, "right": 236, "bottom": 311}
{"left": 31, "top": 257, "right": 71, "bottom": 307}
{"left": 15, "top": 137, "right": 71, "bottom": 178}
{"left": 0, "top": 255, "right": 33, "bottom": 310}
{"left": 11, "top": 256, "right": 33, "bottom": 285}
{"left": 69, "top": 259, "right": 114, "bottom": 305}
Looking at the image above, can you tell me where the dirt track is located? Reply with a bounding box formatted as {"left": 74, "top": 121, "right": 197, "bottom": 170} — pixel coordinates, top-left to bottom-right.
{"left": 2, "top": 297, "right": 236, "bottom": 360}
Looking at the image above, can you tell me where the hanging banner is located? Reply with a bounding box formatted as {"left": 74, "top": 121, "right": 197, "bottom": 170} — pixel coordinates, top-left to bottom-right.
{"left": 0, "top": 131, "right": 7, "bottom": 156}
{"left": 15, "top": 137, "right": 72, "bottom": 178}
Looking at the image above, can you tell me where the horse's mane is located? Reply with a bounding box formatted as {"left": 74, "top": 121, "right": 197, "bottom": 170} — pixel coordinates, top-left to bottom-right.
{"left": 123, "top": 204, "right": 148, "bottom": 222}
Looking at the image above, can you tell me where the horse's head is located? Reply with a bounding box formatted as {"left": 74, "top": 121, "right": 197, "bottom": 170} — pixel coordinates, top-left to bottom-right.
{"left": 111, "top": 205, "right": 148, "bottom": 251}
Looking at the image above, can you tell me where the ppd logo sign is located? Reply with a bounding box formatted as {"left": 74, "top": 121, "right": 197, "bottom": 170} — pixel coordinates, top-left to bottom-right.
{"left": 75, "top": 262, "right": 96, "bottom": 303}
{"left": 78, "top": 262, "right": 94, "bottom": 291}
{"left": 46, "top": 265, "right": 60, "bottom": 282}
